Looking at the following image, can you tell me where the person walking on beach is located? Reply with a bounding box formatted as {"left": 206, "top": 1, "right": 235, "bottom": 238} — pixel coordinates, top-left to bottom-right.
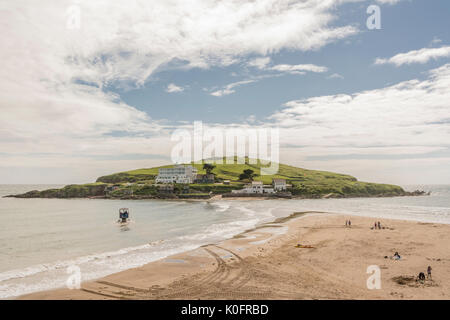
{"left": 374, "top": 222, "right": 377, "bottom": 229}
{"left": 348, "top": 220, "right": 351, "bottom": 227}
{"left": 377, "top": 221, "right": 381, "bottom": 229}
{"left": 427, "top": 266, "right": 432, "bottom": 280}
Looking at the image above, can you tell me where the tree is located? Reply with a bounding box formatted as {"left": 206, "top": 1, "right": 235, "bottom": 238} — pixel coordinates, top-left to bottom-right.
{"left": 203, "top": 163, "right": 216, "bottom": 175}
{"left": 239, "top": 169, "right": 256, "bottom": 181}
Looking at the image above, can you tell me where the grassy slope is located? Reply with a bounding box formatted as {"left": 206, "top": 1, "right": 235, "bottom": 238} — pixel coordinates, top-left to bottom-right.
{"left": 11, "top": 183, "right": 108, "bottom": 198}
{"left": 96, "top": 160, "right": 405, "bottom": 197}
{"left": 10, "top": 160, "right": 405, "bottom": 199}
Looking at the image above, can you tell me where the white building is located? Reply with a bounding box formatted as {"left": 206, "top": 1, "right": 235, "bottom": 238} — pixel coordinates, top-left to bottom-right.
{"left": 156, "top": 165, "right": 198, "bottom": 184}
{"left": 263, "top": 187, "right": 275, "bottom": 194}
{"left": 272, "top": 178, "right": 287, "bottom": 191}
{"left": 248, "top": 181, "right": 264, "bottom": 193}
{"left": 232, "top": 181, "right": 274, "bottom": 194}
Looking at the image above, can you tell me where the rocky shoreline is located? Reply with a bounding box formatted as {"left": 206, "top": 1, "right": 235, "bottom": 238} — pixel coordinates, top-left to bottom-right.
{"left": 5, "top": 188, "right": 429, "bottom": 200}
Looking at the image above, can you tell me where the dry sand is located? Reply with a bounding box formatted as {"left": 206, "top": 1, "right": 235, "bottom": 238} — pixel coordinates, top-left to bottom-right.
{"left": 19, "top": 212, "right": 450, "bottom": 300}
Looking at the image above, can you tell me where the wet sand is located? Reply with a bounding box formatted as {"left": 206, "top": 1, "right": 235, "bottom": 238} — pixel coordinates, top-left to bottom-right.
{"left": 19, "top": 212, "right": 450, "bottom": 300}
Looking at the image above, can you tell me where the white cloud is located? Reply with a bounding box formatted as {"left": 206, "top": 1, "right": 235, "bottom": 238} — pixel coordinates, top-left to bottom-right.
{"left": 0, "top": 0, "right": 361, "bottom": 182}
{"left": 1, "top": 0, "right": 360, "bottom": 88}
{"left": 376, "top": 0, "right": 404, "bottom": 5}
{"left": 247, "top": 57, "right": 271, "bottom": 69}
{"left": 263, "top": 63, "right": 450, "bottom": 183}
{"left": 270, "top": 63, "right": 328, "bottom": 74}
{"left": 327, "top": 73, "right": 344, "bottom": 79}
{"left": 4, "top": 0, "right": 445, "bottom": 185}
{"left": 164, "top": 63, "right": 450, "bottom": 184}
{"left": 210, "top": 80, "right": 256, "bottom": 97}
{"left": 166, "top": 83, "right": 184, "bottom": 93}
{"left": 246, "top": 115, "right": 257, "bottom": 123}
{"left": 375, "top": 46, "right": 450, "bottom": 66}
{"left": 209, "top": 61, "right": 328, "bottom": 97}
{"left": 270, "top": 64, "right": 450, "bottom": 151}
{"left": 430, "top": 37, "right": 442, "bottom": 46}
{"left": 247, "top": 56, "right": 328, "bottom": 75}
{"left": 4, "top": 62, "right": 450, "bottom": 184}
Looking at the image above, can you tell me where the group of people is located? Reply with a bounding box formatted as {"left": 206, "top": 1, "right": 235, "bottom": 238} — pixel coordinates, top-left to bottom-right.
{"left": 342, "top": 218, "right": 435, "bottom": 285}
{"left": 373, "top": 221, "right": 383, "bottom": 229}
{"left": 342, "top": 218, "right": 434, "bottom": 285}
{"left": 418, "top": 266, "right": 433, "bottom": 282}
{"left": 389, "top": 252, "right": 434, "bottom": 282}
{"left": 390, "top": 252, "right": 433, "bottom": 282}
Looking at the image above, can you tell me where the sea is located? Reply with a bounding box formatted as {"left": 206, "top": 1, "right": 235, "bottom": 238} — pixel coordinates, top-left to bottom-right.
{"left": 1, "top": 184, "right": 449, "bottom": 299}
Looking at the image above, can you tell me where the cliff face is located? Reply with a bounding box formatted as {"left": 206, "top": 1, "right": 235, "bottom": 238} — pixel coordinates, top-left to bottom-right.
{"left": 5, "top": 160, "right": 423, "bottom": 199}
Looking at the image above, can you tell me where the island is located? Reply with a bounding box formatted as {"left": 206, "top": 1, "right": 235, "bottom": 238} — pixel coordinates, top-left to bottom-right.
{"left": 5, "top": 159, "right": 428, "bottom": 200}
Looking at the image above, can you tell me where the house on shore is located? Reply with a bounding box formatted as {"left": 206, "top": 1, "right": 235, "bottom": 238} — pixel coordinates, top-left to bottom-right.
{"left": 231, "top": 179, "right": 289, "bottom": 195}
{"left": 272, "top": 178, "right": 287, "bottom": 191}
{"left": 248, "top": 181, "right": 264, "bottom": 193}
{"left": 231, "top": 181, "right": 274, "bottom": 194}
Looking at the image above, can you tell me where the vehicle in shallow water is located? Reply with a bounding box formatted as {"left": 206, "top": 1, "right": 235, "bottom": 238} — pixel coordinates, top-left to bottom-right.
{"left": 118, "top": 208, "right": 130, "bottom": 224}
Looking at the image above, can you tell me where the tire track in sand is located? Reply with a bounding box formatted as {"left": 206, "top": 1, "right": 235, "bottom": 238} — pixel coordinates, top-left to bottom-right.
{"left": 79, "top": 244, "right": 257, "bottom": 299}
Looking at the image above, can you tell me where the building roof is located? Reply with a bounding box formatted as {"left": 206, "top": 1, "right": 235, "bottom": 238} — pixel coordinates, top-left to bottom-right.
{"left": 251, "top": 181, "right": 263, "bottom": 185}
{"left": 272, "top": 178, "right": 286, "bottom": 183}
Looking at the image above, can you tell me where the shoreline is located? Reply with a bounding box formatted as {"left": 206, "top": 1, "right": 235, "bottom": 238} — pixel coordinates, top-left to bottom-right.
{"left": 17, "top": 211, "right": 450, "bottom": 300}
{"left": 4, "top": 192, "right": 430, "bottom": 201}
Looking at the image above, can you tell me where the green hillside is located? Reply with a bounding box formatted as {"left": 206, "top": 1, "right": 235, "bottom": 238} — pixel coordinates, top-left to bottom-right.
{"left": 8, "top": 159, "right": 410, "bottom": 199}
{"left": 96, "top": 159, "right": 405, "bottom": 198}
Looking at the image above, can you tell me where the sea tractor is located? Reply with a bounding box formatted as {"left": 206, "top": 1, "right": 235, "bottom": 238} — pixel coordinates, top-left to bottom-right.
{"left": 118, "top": 208, "right": 130, "bottom": 224}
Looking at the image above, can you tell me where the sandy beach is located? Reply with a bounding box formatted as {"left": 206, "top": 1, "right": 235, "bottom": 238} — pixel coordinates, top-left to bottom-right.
{"left": 19, "top": 212, "right": 450, "bottom": 300}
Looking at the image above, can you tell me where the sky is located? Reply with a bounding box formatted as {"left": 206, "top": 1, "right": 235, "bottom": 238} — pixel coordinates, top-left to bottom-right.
{"left": 0, "top": 0, "right": 450, "bottom": 185}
